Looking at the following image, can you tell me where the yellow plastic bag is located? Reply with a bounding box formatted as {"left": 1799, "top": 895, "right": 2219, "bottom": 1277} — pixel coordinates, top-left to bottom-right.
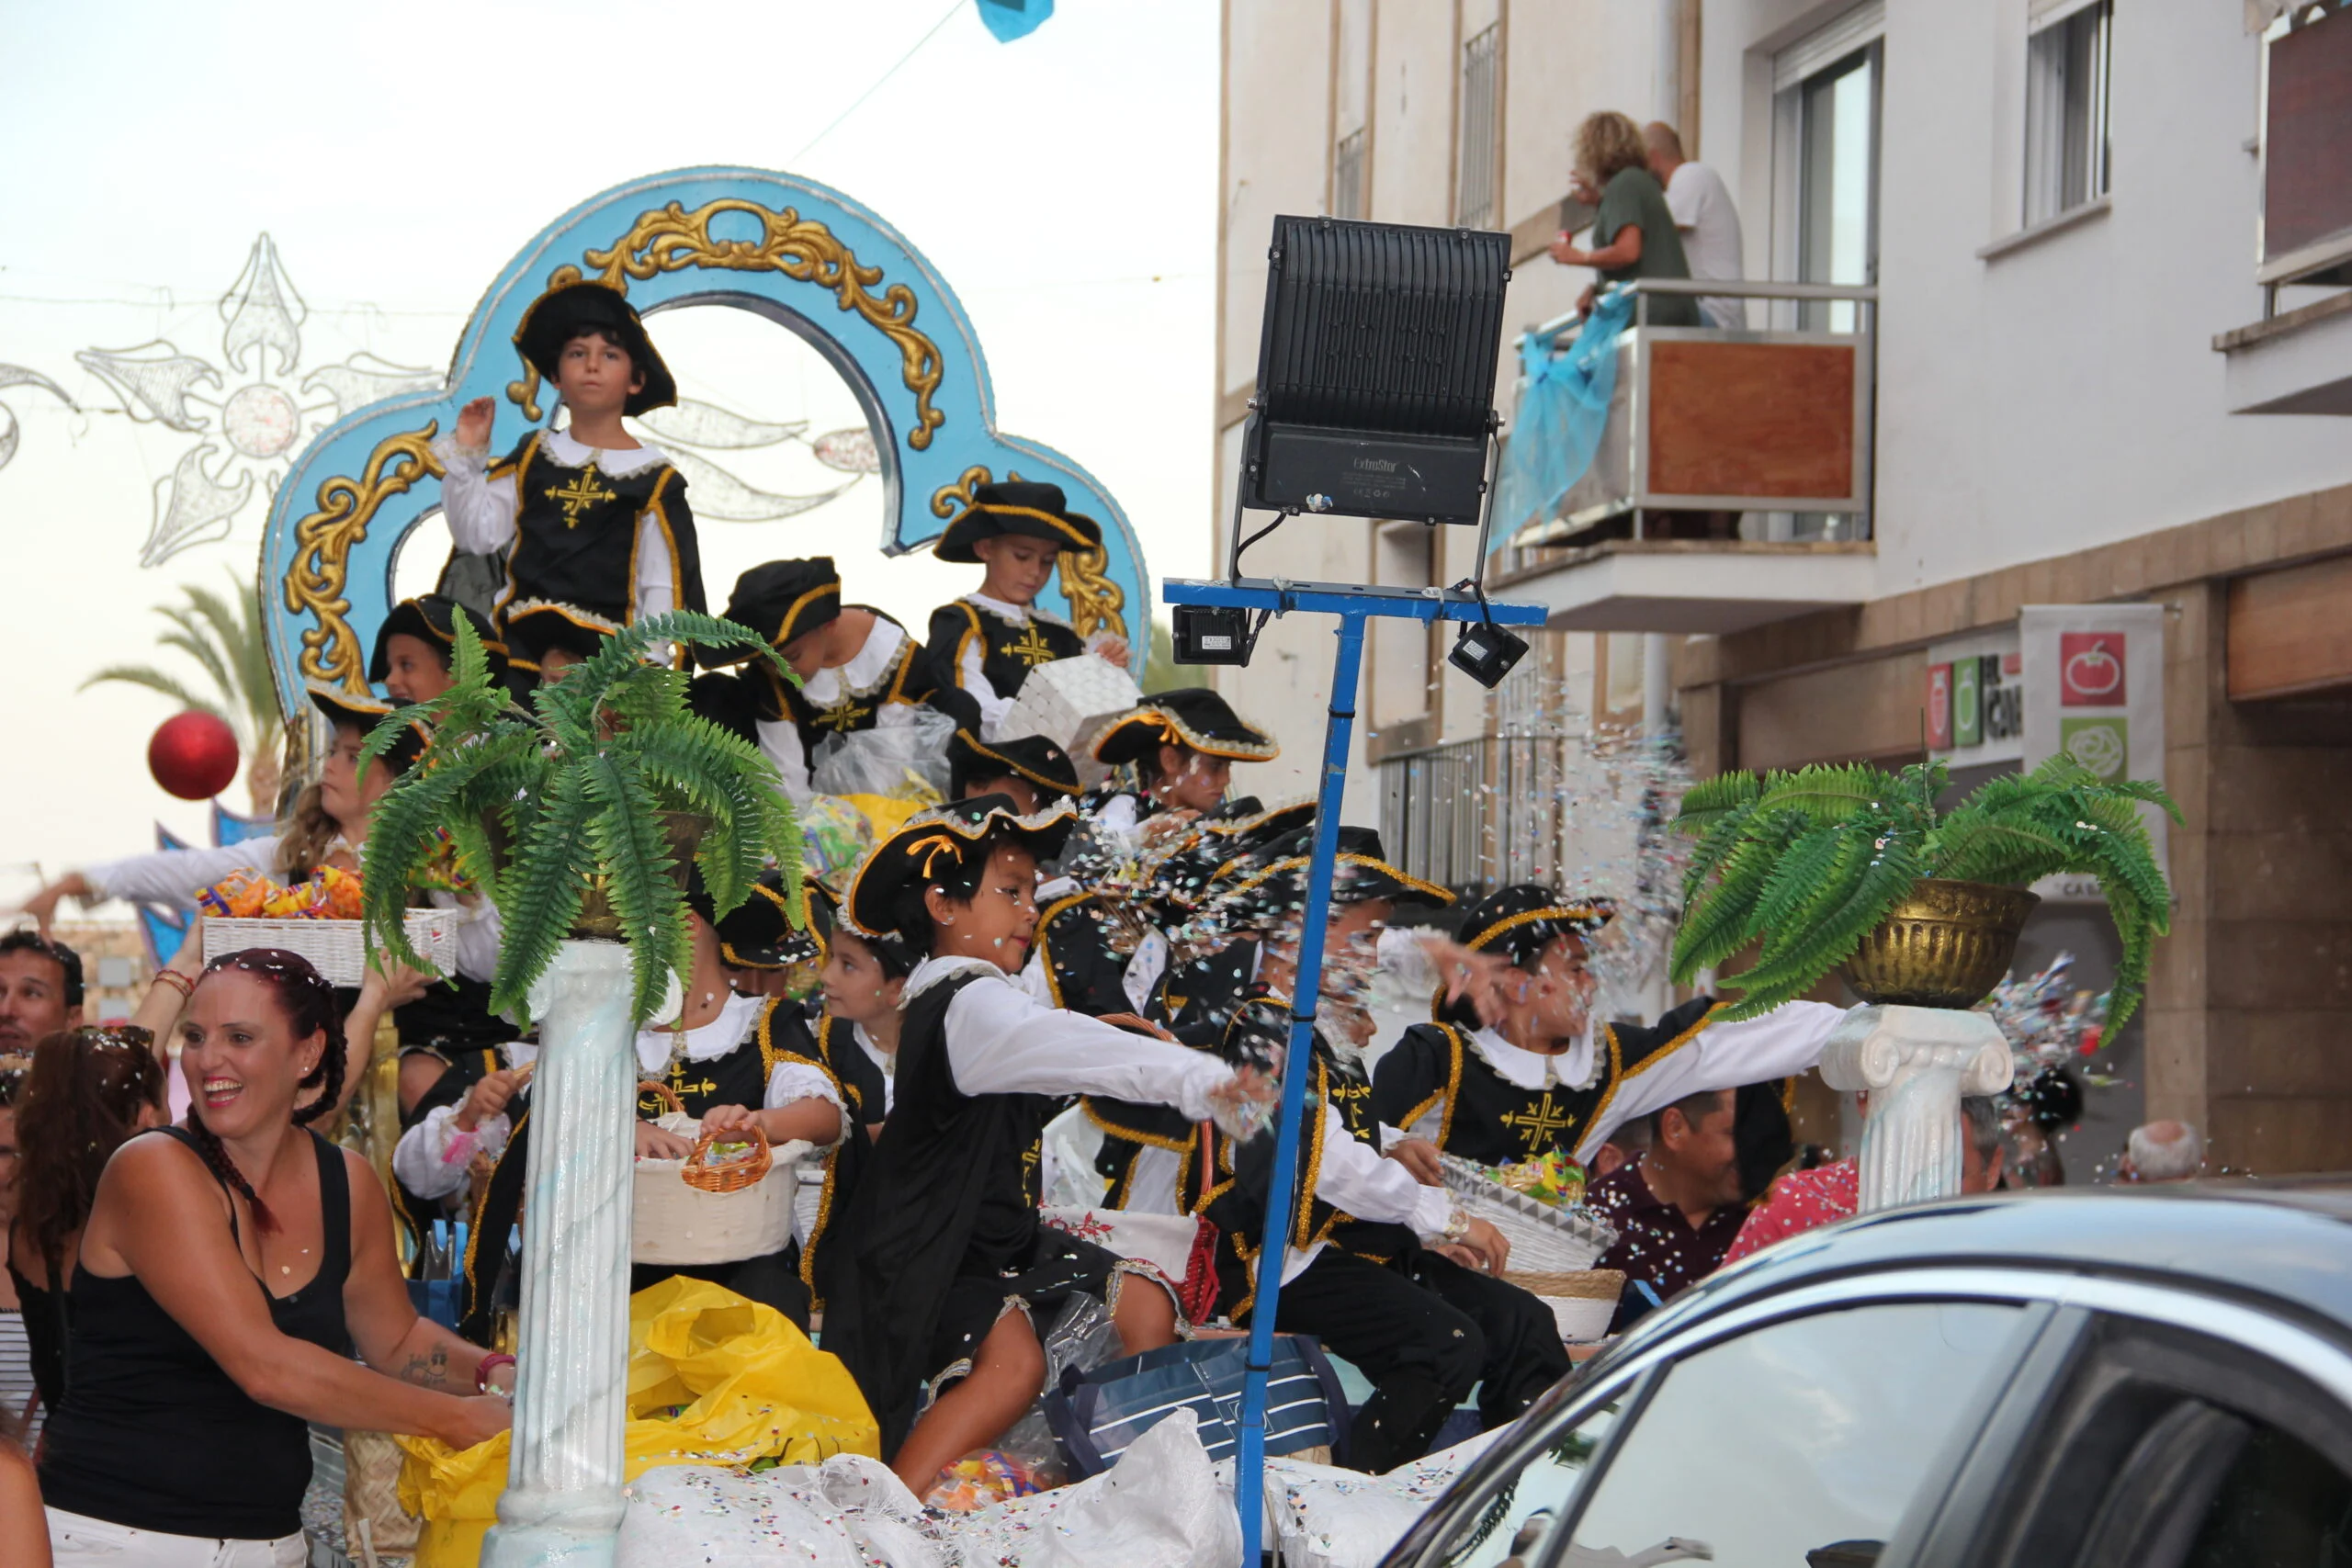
{"left": 398, "top": 1276, "right": 879, "bottom": 1566}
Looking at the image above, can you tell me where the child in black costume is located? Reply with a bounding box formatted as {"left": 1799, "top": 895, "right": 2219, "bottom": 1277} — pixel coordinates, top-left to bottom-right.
{"left": 821, "top": 795, "right": 1274, "bottom": 1491}
{"left": 436, "top": 282, "right": 703, "bottom": 648}
{"left": 922, "top": 480, "right": 1129, "bottom": 738}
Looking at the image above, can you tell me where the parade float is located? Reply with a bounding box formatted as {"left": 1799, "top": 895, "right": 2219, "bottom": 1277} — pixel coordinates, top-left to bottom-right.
{"left": 1669, "top": 753, "right": 2178, "bottom": 1210}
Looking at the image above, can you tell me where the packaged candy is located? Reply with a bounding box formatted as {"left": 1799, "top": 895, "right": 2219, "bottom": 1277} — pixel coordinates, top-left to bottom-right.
{"left": 1496, "top": 1146, "right": 1587, "bottom": 1210}
{"left": 921, "top": 1449, "right": 1046, "bottom": 1512}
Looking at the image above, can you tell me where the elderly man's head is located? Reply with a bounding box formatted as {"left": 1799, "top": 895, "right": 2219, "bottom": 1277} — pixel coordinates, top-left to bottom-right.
{"left": 2122, "top": 1119, "right": 2204, "bottom": 1182}
{"left": 0, "top": 930, "right": 82, "bottom": 1055}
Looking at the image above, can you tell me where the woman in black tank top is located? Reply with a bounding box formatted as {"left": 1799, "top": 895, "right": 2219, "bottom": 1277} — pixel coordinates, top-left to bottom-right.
{"left": 40, "top": 950, "right": 512, "bottom": 1559}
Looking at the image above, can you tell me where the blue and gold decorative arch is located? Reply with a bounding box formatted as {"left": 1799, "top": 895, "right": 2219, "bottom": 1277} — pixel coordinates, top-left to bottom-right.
{"left": 259, "top": 165, "right": 1145, "bottom": 717}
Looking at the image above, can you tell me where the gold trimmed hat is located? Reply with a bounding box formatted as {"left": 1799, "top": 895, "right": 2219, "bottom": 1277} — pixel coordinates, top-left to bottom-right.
{"left": 931, "top": 479, "right": 1102, "bottom": 564}
{"left": 844, "top": 794, "right": 1079, "bottom": 940}
{"left": 306, "top": 681, "right": 431, "bottom": 775}
{"left": 371, "top": 594, "right": 506, "bottom": 687}
{"left": 1453, "top": 883, "right": 1616, "bottom": 968}
{"left": 947, "top": 728, "right": 1080, "bottom": 802}
{"left": 1205, "top": 823, "right": 1454, "bottom": 930}
{"left": 703, "top": 558, "right": 843, "bottom": 666}
{"left": 500, "top": 599, "right": 622, "bottom": 674}
{"left": 513, "top": 281, "right": 677, "bottom": 416}
{"left": 688, "top": 869, "right": 825, "bottom": 971}
{"left": 1093, "top": 688, "right": 1281, "bottom": 766}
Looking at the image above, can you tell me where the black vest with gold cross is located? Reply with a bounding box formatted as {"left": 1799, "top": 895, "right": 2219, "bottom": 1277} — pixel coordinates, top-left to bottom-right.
{"left": 1369, "top": 998, "right": 1722, "bottom": 1166}
{"left": 926, "top": 598, "right": 1085, "bottom": 706}
{"left": 773, "top": 613, "right": 936, "bottom": 754}
{"left": 492, "top": 431, "right": 704, "bottom": 625}
{"left": 635, "top": 1002, "right": 809, "bottom": 1121}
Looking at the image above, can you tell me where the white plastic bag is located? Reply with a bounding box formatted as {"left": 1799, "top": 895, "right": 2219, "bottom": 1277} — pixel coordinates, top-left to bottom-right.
{"left": 941, "top": 1407, "right": 1239, "bottom": 1568}
{"left": 810, "top": 706, "right": 956, "bottom": 798}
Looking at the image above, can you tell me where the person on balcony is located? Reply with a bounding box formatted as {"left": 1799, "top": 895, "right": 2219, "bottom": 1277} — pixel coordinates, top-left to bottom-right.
{"left": 1645, "top": 121, "right": 1748, "bottom": 332}
{"left": 1550, "top": 110, "right": 1702, "bottom": 329}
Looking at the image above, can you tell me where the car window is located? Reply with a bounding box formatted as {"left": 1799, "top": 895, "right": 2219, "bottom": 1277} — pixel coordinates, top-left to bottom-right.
{"left": 1558, "top": 1302, "right": 2027, "bottom": 1568}
{"left": 1430, "top": 1394, "right": 1624, "bottom": 1568}
{"left": 2179, "top": 1421, "right": 2352, "bottom": 1566}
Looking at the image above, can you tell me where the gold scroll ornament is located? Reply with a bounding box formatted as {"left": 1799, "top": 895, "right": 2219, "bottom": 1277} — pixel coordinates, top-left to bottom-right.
{"left": 928, "top": 465, "right": 1127, "bottom": 643}
{"left": 504, "top": 197, "right": 945, "bottom": 454}
{"left": 283, "top": 421, "right": 446, "bottom": 695}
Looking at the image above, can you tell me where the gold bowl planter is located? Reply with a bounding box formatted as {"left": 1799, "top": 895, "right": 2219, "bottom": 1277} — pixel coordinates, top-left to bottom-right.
{"left": 1838, "top": 878, "right": 2041, "bottom": 1010}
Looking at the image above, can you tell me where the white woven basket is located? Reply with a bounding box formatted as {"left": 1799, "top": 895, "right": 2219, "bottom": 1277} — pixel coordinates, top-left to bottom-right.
{"left": 1439, "top": 1156, "right": 1619, "bottom": 1273}
{"left": 1000, "top": 654, "right": 1142, "bottom": 773}
{"left": 203, "top": 912, "right": 457, "bottom": 987}
{"left": 631, "top": 1116, "right": 806, "bottom": 1266}
{"left": 1507, "top": 1269, "right": 1626, "bottom": 1343}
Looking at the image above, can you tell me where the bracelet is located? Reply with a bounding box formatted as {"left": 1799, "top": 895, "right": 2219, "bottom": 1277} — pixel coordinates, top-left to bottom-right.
{"left": 152, "top": 970, "right": 194, "bottom": 1000}
{"left": 475, "top": 1351, "right": 516, "bottom": 1393}
{"left": 1441, "top": 1203, "right": 1473, "bottom": 1246}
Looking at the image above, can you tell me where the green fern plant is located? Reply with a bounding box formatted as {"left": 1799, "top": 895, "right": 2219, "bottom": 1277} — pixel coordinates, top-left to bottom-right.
{"left": 357, "top": 611, "right": 804, "bottom": 1024}
{"left": 1668, "top": 753, "right": 2180, "bottom": 1028}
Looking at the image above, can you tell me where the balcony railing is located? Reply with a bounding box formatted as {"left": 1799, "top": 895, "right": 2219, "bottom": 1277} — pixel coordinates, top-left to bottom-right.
{"left": 1378, "top": 733, "right": 1589, "bottom": 894}
{"left": 1500, "top": 277, "right": 1881, "bottom": 557}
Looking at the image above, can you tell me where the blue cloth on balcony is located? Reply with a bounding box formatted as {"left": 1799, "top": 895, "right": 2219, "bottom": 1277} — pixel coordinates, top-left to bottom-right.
{"left": 976, "top": 0, "right": 1055, "bottom": 41}
{"left": 1491, "top": 286, "right": 1635, "bottom": 553}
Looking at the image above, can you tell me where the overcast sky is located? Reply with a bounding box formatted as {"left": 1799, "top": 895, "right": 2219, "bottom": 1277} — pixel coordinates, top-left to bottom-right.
{"left": 0, "top": 0, "right": 1216, "bottom": 897}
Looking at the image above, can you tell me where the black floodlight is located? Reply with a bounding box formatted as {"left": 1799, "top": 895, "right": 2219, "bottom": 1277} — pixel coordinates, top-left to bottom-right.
{"left": 1242, "top": 216, "right": 1512, "bottom": 526}
{"left": 1449, "top": 618, "right": 1529, "bottom": 690}
{"left": 1173, "top": 604, "right": 1257, "bottom": 665}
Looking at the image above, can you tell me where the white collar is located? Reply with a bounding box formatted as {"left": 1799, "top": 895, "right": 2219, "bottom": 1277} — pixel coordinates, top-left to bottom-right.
{"left": 1467, "top": 1022, "right": 1597, "bottom": 1091}
{"left": 634, "top": 990, "right": 763, "bottom": 1074}
{"left": 903, "top": 953, "right": 1007, "bottom": 1003}
{"left": 547, "top": 426, "right": 668, "bottom": 478}
{"left": 852, "top": 1021, "right": 893, "bottom": 1076}
{"left": 1036, "top": 874, "right": 1080, "bottom": 903}
{"left": 800, "top": 614, "right": 906, "bottom": 706}
{"left": 965, "top": 592, "right": 1069, "bottom": 630}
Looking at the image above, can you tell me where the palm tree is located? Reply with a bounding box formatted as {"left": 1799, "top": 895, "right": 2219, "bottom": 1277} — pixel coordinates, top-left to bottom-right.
{"left": 84, "top": 573, "right": 283, "bottom": 816}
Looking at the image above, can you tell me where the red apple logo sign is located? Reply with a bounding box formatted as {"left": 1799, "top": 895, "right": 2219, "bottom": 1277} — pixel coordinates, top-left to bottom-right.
{"left": 1927, "top": 663, "right": 1953, "bottom": 749}
{"left": 2059, "top": 632, "right": 2127, "bottom": 707}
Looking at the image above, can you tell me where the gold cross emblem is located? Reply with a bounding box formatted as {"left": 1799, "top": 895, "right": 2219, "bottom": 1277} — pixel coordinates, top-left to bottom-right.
{"left": 812, "top": 699, "right": 874, "bottom": 734}
{"left": 1002, "top": 625, "right": 1058, "bottom": 668}
{"left": 544, "top": 463, "right": 618, "bottom": 529}
{"left": 1497, "top": 1091, "right": 1574, "bottom": 1154}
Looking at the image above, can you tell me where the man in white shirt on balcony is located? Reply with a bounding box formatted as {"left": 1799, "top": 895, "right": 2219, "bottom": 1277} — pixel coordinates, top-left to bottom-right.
{"left": 1645, "top": 121, "right": 1747, "bottom": 331}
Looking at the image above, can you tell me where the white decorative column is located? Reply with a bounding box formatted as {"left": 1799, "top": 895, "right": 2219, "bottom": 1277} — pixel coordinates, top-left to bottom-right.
{"left": 484, "top": 941, "right": 638, "bottom": 1568}
{"left": 1818, "top": 1004, "right": 2012, "bottom": 1213}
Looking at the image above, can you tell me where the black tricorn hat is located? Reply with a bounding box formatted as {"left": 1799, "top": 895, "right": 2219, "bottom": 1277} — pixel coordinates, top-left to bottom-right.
{"left": 307, "top": 681, "right": 430, "bottom": 775}
{"left": 512, "top": 281, "right": 677, "bottom": 417}
{"left": 844, "top": 794, "right": 1078, "bottom": 940}
{"left": 1144, "top": 797, "right": 1318, "bottom": 920}
{"left": 500, "top": 600, "right": 622, "bottom": 674}
{"left": 1207, "top": 823, "right": 1453, "bottom": 929}
{"left": 1093, "top": 688, "right": 1280, "bottom": 766}
{"left": 688, "top": 869, "right": 823, "bottom": 972}
{"left": 705, "top": 558, "right": 843, "bottom": 665}
{"left": 931, "top": 479, "right": 1102, "bottom": 563}
{"left": 371, "top": 594, "right": 507, "bottom": 687}
{"left": 948, "top": 728, "right": 1080, "bottom": 802}
{"left": 1453, "top": 884, "right": 1617, "bottom": 970}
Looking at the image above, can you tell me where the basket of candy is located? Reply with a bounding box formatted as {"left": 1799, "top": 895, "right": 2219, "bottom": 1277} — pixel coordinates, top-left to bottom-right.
{"left": 1438, "top": 1150, "right": 1617, "bottom": 1273}
{"left": 199, "top": 869, "right": 457, "bottom": 985}
{"left": 1503, "top": 1269, "right": 1626, "bottom": 1342}
{"left": 632, "top": 1081, "right": 800, "bottom": 1266}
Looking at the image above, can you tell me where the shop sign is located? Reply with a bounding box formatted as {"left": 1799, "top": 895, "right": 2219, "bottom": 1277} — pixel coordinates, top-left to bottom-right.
{"left": 1926, "top": 630, "right": 2025, "bottom": 765}
{"left": 2021, "top": 604, "right": 2169, "bottom": 900}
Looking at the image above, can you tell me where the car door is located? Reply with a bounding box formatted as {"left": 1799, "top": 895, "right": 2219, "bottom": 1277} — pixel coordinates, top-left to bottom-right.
{"left": 1905, "top": 1279, "right": 2352, "bottom": 1568}
{"left": 1388, "top": 1286, "right": 2063, "bottom": 1568}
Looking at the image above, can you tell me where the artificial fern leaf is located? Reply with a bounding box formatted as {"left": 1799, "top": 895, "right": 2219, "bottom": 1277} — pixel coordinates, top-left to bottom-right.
{"left": 577, "top": 752, "right": 690, "bottom": 1023}
{"left": 1753, "top": 763, "right": 1901, "bottom": 825}
{"left": 1673, "top": 771, "right": 1761, "bottom": 835}
{"left": 488, "top": 771, "right": 598, "bottom": 1019}
{"left": 1718, "top": 837, "right": 1924, "bottom": 1019}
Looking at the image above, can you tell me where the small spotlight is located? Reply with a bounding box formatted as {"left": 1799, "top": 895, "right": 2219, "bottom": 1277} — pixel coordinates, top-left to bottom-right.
{"left": 1174, "top": 604, "right": 1255, "bottom": 666}
{"left": 1448, "top": 620, "right": 1528, "bottom": 689}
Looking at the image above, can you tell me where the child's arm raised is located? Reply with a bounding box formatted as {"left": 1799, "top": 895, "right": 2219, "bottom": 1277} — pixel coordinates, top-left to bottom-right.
{"left": 434, "top": 397, "right": 520, "bottom": 557}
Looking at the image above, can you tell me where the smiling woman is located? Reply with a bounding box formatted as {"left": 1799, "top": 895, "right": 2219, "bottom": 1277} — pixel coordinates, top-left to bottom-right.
{"left": 34, "top": 948, "right": 513, "bottom": 1565}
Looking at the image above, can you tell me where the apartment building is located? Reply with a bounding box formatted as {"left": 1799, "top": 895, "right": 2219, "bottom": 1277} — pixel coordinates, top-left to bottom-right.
{"left": 1211, "top": 0, "right": 2352, "bottom": 1172}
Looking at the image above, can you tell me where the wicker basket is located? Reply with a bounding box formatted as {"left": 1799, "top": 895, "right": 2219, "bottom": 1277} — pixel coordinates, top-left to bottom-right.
{"left": 204, "top": 912, "right": 457, "bottom": 987}
{"left": 1439, "top": 1155, "right": 1618, "bottom": 1273}
{"left": 1506, "top": 1269, "right": 1625, "bottom": 1343}
{"left": 631, "top": 1081, "right": 797, "bottom": 1266}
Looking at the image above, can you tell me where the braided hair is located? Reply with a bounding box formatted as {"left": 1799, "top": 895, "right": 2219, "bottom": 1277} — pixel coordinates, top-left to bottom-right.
{"left": 186, "top": 948, "right": 346, "bottom": 1235}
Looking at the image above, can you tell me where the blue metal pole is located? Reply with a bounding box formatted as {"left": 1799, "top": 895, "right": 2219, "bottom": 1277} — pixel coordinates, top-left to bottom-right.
{"left": 1233, "top": 610, "right": 1367, "bottom": 1566}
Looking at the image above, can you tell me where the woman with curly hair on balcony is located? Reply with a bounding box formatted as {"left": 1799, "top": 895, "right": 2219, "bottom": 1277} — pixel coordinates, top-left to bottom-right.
{"left": 1552, "top": 108, "right": 1702, "bottom": 328}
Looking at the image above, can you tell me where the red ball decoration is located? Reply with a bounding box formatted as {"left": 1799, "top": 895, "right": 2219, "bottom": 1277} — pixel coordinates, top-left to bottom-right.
{"left": 148, "top": 711, "right": 242, "bottom": 801}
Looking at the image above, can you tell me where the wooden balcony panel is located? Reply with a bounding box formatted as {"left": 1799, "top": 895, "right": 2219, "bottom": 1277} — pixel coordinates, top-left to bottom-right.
{"left": 1645, "top": 341, "right": 1856, "bottom": 500}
